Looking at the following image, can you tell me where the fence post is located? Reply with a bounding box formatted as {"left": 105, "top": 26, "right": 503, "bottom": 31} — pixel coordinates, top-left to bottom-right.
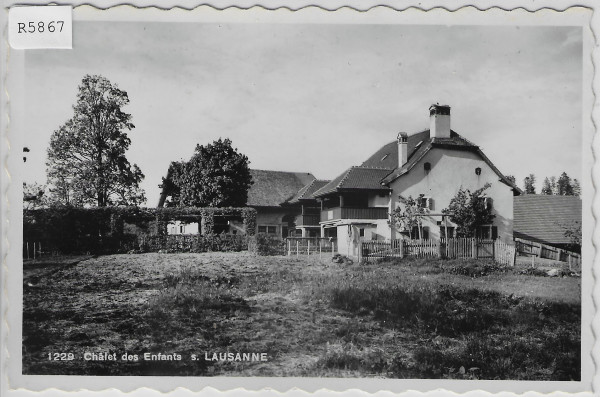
{"left": 296, "top": 241, "right": 299, "bottom": 256}
{"left": 472, "top": 239, "right": 477, "bottom": 259}
{"left": 308, "top": 240, "right": 311, "bottom": 256}
{"left": 556, "top": 248, "right": 562, "bottom": 261}
{"left": 537, "top": 243, "right": 542, "bottom": 258}
{"left": 332, "top": 241, "right": 335, "bottom": 257}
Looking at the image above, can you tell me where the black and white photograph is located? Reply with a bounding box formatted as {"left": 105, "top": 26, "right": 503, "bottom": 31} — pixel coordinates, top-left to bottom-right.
{"left": 2, "top": 3, "right": 595, "bottom": 395}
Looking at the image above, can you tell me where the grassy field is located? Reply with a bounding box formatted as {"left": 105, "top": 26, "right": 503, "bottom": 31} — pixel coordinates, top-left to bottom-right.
{"left": 22, "top": 252, "right": 580, "bottom": 379}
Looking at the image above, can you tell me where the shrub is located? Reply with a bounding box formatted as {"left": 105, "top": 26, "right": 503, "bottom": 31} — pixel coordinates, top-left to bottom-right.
{"left": 248, "top": 234, "right": 285, "bottom": 256}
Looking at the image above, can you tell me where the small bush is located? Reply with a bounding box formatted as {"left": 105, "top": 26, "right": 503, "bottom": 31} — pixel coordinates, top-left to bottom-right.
{"left": 248, "top": 234, "right": 285, "bottom": 256}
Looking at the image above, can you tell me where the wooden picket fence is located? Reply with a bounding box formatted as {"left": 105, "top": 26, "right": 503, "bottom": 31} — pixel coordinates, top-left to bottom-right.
{"left": 285, "top": 237, "right": 336, "bottom": 257}
{"left": 360, "top": 238, "right": 516, "bottom": 266}
{"left": 514, "top": 237, "right": 581, "bottom": 267}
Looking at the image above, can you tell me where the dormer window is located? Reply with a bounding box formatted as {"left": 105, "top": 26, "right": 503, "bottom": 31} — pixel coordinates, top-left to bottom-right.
{"left": 415, "top": 141, "right": 423, "bottom": 150}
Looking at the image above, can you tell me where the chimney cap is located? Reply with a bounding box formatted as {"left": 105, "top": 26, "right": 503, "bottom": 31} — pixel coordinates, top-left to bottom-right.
{"left": 429, "top": 104, "right": 451, "bottom": 116}
{"left": 397, "top": 132, "right": 408, "bottom": 142}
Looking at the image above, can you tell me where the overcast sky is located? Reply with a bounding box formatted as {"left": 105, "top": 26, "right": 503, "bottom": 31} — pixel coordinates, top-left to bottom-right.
{"left": 23, "top": 22, "right": 582, "bottom": 206}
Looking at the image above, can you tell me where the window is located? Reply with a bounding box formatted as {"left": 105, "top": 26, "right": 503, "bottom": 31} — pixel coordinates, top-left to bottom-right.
{"left": 476, "top": 225, "right": 498, "bottom": 240}
{"left": 424, "top": 162, "right": 431, "bottom": 173}
{"left": 418, "top": 196, "right": 433, "bottom": 210}
{"left": 475, "top": 167, "right": 482, "bottom": 176}
{"left": 478, "top": 197, "right": 493, "bottom": 210}
{"left": 411, "top": 226, "right": 429, "bottom": 240}
{"left": 359, "top": 228, "right": 365, "bottom": 237}
{"left": 258, "top": 225, "right": 277, "bottom": 235}
{"left": 439, "top": 226, "right": 455, "bottom": 239}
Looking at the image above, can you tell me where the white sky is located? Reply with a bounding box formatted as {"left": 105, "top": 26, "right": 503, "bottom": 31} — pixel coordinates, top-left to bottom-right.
{"left": 23, "top": 22, "right": 582, "bottom": 206}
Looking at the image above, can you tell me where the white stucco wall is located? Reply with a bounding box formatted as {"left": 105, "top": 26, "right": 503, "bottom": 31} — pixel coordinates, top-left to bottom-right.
{"left": 367, "top": 193, "right": 390, "bottom": 208}
{"left": 389, "top": 148, "right": 515, "bottom": 243}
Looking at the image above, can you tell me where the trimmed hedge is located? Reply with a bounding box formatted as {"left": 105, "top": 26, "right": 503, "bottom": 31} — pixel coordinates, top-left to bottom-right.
{"left": 248, "top": 234, "right": 286, "bottom": 256}
{"left": 23, "top": 206, "right": 257, "bottom": 255}
{"left": 140, "top": 233, "right": 247, "bottom": 253}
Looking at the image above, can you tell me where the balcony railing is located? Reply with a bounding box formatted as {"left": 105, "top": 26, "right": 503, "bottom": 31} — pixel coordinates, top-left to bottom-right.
{"left": 295, "top": 214, "right": 320, "bottom": 226}
{"left": 320, "top": 207, "right": 388, "bottom": 222}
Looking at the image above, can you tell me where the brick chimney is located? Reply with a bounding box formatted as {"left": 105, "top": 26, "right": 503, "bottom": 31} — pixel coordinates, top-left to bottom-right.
{"left": 429, "top": 104, "right": 451, "bottom": 138}
{"left": 397, "top": 132, "right": 408, "bottom": 167}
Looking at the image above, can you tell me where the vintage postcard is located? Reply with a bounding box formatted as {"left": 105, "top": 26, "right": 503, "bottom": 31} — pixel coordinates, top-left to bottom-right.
{"left": 1, "top": 2, "right": 597, "bottom": 395}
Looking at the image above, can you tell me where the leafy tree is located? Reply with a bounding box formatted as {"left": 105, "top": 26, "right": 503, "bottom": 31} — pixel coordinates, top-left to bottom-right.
{"left": 388, "top": 194, "right": 429, "bottom": 239}
{"left": 561, "top": 220, "right": 581, "bottom": 252}
{"left": 442, "top": 183, "right": 495, "bottom": 237}
{"left": 46, "top": 75, "right": 145, "bottom": 207}
{"left": 505, "top": 175, "right": 516, "bottom": 186}
{"left": 160, "top": 138, "right": 252, "bottom": 207}
{"left": 23, "top": 182, "right": 47, "bottom": 210}
{"left": 557, "top": 172, "right": 574, "bottom": 196}
{"left": 523, "top": 174, "right": 536, "bottom": 194}
{"left": 541, "top": 177, "right": 553, "bottom": 195}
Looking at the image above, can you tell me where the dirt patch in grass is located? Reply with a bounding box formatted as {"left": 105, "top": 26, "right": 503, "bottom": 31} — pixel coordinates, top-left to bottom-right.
{"left": 23, "top": 252, "right": 580, "bottom": 379}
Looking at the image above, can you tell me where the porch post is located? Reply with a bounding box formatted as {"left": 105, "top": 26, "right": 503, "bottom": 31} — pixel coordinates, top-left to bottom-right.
{"left": 339, "top": 194, "right": 344, "bottom": 208}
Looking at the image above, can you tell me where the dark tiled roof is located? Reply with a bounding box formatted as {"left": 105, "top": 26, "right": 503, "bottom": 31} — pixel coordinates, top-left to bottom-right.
{"left": 288, "top": 180, "right": 330, "bottom": 204}
{"left": 247, "top": 169, "right": 315, "bottom": 207}
{"left": 361, "top": 130, "right": 430, "bottom": 169}
{"left": 313, "top": 167, "right": 392, "bottom": 198}
{"left": 514, "top": 195, "right": 582, "bottom": 245}
{"left": 378, "top": 130, "right": 521, "bottom": 194}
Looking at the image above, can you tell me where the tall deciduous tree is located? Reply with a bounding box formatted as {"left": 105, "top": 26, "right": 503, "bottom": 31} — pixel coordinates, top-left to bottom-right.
{"left": 46, "top": 75, "right": 146, "bottom": 207}
{"left": 442, "top": 183, "right": 495, "bottom": 237}
{"left": 160, "top": 138, "right": 252, "bottom": 207}
{"left": 523, "top": 174, "right": 536, "bottom": 194}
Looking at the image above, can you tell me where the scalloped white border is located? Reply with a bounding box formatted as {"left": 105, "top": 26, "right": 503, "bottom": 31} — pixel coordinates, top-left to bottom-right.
{"left": 1, "top": 2, "right": 597, "bottom": 396}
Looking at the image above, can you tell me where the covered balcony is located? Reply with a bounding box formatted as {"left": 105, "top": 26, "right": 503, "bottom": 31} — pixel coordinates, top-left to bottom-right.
{"left": 320, "top": 207, "right": 388, "bottom": 222}
{"left": 319, "top": 193, "right": 389, "bottom": 222}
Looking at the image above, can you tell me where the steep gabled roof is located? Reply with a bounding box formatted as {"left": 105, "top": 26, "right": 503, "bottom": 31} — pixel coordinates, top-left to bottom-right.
{"left": 287, "top": 179, "right": 330, "bottom": 204}
{"left": 361, "top": 130, "right": 430, "bottom": 169}
{"left": 247, "top": 169, "right": 315, "bottom": 207}
{"left": 376, "top": 130, "right": 521, "bottom": 194}
{"left": 514, "top": 195, "right": 581, "bottom": 245}
{"left": 313, "top": 167, "right": 392, "bottom": 198}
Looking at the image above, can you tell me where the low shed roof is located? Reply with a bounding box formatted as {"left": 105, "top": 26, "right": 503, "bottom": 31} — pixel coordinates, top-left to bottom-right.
{"left": 513, "top": 195, "right": 581, "bottom": 245}
{"left": 247, "top": 169, "right": 315, "bottom": 207}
